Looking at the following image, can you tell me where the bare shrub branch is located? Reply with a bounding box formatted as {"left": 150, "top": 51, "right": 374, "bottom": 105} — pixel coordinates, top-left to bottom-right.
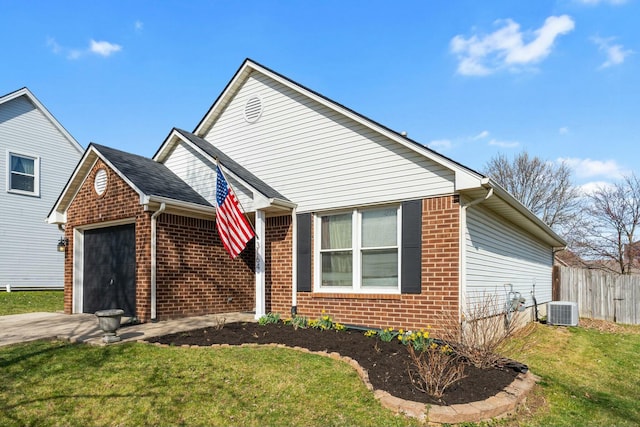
{"left": 406, "top": 344, "right": 466, "bottom": 399}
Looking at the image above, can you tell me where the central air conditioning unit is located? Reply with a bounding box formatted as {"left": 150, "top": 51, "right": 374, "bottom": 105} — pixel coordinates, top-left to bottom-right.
{"left": 547, "top": 301, "right": 579, "bottom": 326}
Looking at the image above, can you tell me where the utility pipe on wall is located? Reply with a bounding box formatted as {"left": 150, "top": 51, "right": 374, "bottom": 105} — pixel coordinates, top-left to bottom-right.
{"left": 151, "top": 203, "right": 166, "bottom": 322}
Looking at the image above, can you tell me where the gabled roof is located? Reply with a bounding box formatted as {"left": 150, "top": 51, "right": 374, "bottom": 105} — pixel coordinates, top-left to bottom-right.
{"left": 0, "top": 87, "right": 83, "bottom": 155}
{"left": 186, "top": 58, "right": 566, "bottom": 248}
{"left": 47, "top": 144, "right": 212, "bottom": 224}
{"left": 92, "top": 143, "right": 211, "bottom": 206}
{"left": 192, "top": 58, "right": 485, "bottom": 191}
{"left": 172, "top": 129, "right": 289, "bottom": 202}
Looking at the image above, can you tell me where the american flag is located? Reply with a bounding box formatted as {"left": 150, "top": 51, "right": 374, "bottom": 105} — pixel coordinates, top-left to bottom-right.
{"left": 215, "top": 166, "right": 254, "bottom": 258}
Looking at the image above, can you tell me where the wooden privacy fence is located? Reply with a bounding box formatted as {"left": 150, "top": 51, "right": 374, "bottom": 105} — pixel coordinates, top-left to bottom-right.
{"left": 553, "top": 266, "right": 640, "bottom": 325}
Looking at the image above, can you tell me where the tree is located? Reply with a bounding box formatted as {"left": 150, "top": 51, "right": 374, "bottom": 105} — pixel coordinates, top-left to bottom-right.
{"left": 574, "top": 174, "right": 640, "bottom": 274}
{"left": 482, "top": 151, "right": 582, "bottom": 231}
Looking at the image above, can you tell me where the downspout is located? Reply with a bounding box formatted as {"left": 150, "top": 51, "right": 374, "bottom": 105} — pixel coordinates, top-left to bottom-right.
{"left": 291, "top": 207, "right": 297, "bottom": 315}
{"left": 151, "top": 203, "right": 166, "bottom": 322}
{"left": 459, "top": 187, "right": 494, "bottom": 320}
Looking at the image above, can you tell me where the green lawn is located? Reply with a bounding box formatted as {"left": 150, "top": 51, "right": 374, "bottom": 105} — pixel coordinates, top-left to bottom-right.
{"left": 0, "top": 291, "right": 64, "bottom": 316}
{"left": 497, "top": 322, "right": 640, "bottom": 427}
{"left": 1, "top": 317, "right": 638, "bottom": 426}
{"left": 0, "top": 340, "right": 420, "bottom": 427}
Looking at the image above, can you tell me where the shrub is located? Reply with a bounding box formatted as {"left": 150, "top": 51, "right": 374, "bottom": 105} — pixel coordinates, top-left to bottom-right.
{"left": 406, "top": 343, "right": 466, "bottom": 399}
{"left": 435, "top": 292, "right": 523, "bottom": 369}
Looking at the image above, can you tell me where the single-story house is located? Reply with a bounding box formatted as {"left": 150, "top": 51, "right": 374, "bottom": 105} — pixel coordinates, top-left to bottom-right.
{"left": 47, "top": 59, "right": 565, "bottom": 330}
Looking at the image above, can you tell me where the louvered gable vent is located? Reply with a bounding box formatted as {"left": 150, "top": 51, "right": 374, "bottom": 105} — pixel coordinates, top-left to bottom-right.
{"left": 243, "top": 95, "right": 263, "bottom": 123}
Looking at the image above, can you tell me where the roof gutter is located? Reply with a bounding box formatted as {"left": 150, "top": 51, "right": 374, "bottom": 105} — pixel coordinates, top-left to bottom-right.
{"left": 484, "top": 179, "right": 567, "bottom": 248}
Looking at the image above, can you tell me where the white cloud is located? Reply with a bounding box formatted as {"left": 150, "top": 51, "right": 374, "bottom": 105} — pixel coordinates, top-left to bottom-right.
{"left": 559, "top": 157, "right": 626, "bottom": 179}
{"left": 46, "top": 37, "right": 62, "bottom": 54}
{"left": 428, "top": 139, "right": 453, "bottom": 151}
{"left": 47, "top": 37, "right": 122, "bottom": 59}
{"left": 559, "top": 126, "right": 570, "bottom": 135}
{"left": 591, "top": 36, "right": 633, "bottom": 68}
{"left": 488, "top": 138, "right": 519, "bottom": 148}
{"left": 579, "top": 180, "right": 615, "bottom": 196}
{"left": 450, "top": 15, "right": 575, "bottom": 76}
{"left": 90, "top": 40, "right": 122, "bottom": 57}
{"left": 135, "top": 20, "right": 144, "bottom": 31}
{"left": 472, "top": 130, "right": 490, "bottom": 140}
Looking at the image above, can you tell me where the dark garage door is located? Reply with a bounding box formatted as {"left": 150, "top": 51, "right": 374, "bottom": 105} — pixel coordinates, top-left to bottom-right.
{"left": 83, "top": 224, "right": 136, "bottom": 316}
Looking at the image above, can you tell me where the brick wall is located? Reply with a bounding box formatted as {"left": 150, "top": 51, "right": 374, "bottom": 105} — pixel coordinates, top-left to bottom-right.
{"left": 63, "top": 160, "right": 151, "bottom": 318}
{"left": 264, "top": 216, "right": 293, "bottom": 313}
{"left": 268, "top": 196, "right": 460, "bottom": 335}
{"left": 155, "top": 214, "right": 254, "bottom": 320}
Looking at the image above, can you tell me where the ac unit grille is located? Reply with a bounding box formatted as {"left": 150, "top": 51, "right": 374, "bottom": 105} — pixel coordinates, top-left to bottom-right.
{"left": 547, "top": 301, "right": 579, "bottom": 326}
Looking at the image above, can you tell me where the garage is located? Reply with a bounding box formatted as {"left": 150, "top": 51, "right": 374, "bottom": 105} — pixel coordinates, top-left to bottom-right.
{"left": 83, "top": 223, "right": 136, "bottom": 316}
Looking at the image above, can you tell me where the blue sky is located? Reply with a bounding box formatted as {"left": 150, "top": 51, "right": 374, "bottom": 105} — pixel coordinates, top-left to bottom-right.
{"left": 1, "top": 0, "right": 637, "bottom": 192}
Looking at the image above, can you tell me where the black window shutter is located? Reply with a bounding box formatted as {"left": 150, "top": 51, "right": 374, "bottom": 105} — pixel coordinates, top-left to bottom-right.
{"left": 401, "top": 200, "right": 422, "bottom": 294}
{"left": 296, "top": 213, "right": 312, "bottom": 292}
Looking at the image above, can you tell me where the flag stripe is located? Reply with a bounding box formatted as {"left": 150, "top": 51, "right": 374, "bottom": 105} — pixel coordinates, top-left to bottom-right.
{"left": 215, "top": 166, "right": 254, "bottom": 258}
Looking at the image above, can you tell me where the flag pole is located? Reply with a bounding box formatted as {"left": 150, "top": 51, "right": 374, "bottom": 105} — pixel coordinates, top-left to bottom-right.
{"left": 216, "top": 158, "right": 259, "bottom": 241}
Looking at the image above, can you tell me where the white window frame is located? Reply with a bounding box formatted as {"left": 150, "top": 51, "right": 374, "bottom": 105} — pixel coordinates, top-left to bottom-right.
{"left": 6, "top": 151, "right": 40, "bottom": 197}
{"left": 314, "top": 204, "right": 402, "bottom": 294}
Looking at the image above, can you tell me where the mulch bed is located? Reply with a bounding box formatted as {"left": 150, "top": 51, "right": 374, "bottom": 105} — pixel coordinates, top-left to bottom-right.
{"left": 146, "top": 322, "right": 521, "bottom": 406}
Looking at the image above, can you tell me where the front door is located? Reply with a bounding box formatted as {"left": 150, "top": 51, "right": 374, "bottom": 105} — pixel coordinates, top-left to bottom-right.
{"left": 83, "top": 224, "right": 136, "bottom": 316}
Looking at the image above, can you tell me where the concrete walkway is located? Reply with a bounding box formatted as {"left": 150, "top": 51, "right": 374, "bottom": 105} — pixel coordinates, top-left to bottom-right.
{"left": 0, "top": 311, "right": 256, "bottom": 347}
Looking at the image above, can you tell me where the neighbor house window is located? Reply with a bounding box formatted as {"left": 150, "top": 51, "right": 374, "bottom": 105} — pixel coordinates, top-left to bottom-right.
{"left": 316, "top": 206, "right": 400, "bottom": 292}
{"left": 7, "top": 152, "right": 39, "bottom": 196}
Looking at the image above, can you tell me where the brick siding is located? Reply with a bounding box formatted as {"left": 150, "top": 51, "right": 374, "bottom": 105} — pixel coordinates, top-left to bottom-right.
{"left": 63, "top": 160, "right": 254, "bottom": 322}
{"left": 155, "top": 214, "right": 254, "bottom": 320}
{"left": 268, "top": 196, "right": 460, "bottom": 334}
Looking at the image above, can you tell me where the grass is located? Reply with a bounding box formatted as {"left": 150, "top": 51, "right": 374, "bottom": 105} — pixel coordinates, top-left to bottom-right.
{"left": 0, "top": 340, "right": 421, "bottom": 427}
{"left": 495, "top": 321, "right": 640, "bottom": 427}
{"left": 0, "top": 291, "right": 64, "bottom": 315}
{"left": 1, "top": 316, "right": 638, "bottom": 426}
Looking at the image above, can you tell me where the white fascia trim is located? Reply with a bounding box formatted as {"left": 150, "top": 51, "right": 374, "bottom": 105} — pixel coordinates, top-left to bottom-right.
{"left": 230, "top": 61, "right": 485, "bottom": 191}
{"left": 47, "top": 150, "right": 100, "bottom": 224}
{"left": 142, "top": 196, "right": 215, "bottom": 216}
{"left": 485, "top": 179, "right": 567, "bottom": 248}
{"left": 166, "top": 129, "right": 283, "bottom": 210}
{"left": 2, "top": 88, "right": 83, "bottom": 154}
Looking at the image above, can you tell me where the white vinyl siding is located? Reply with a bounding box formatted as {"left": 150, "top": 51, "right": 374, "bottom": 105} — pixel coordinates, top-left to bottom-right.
{"left": 0, "top": 94, "right": 82, "bottom": 289}
{"left": 465, "top": 204, "right": 553, "bottom": 312}
{"left": 202, "top": 71, "right": 455, "bottom": 212}
{"left": 162, "top": 141, "right": 256, "bottom": 211}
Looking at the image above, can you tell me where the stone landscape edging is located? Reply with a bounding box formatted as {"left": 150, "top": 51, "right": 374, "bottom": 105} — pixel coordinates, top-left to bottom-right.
{"left": 146, "top": 340, "right": 538, "bottom": 424}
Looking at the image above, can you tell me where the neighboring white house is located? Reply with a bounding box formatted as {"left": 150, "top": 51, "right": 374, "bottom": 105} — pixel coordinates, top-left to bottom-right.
{"left": 0, "top": 88, "right": 83, "bottom": 290}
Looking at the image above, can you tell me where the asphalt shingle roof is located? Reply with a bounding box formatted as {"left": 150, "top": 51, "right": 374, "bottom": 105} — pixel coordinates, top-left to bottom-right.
{"left": 92, "top": 143, "right": 212, "bottom": 207}
{"left": 174, "top": 128, "right": 289, "bottom": 201}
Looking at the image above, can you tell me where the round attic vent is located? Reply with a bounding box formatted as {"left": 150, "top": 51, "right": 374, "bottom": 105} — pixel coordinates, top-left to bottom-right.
{"left": 94, "top": 169, "right": 108, "bottom": 196}
{"left": 243, "top": 95, "right": 263, "bottom": 123}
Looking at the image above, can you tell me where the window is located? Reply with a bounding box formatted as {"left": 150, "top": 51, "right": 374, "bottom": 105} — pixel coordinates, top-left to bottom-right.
{"left": 316, "top": 206, "right": 400, "bottom": 292}
{"left": 7, "top": 152, "right": 39, "bottom": 196}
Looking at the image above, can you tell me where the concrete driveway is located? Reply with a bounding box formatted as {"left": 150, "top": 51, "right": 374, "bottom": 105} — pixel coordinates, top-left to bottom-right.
{"left": 0, "top": 311, "right": 255, "bottom": 347}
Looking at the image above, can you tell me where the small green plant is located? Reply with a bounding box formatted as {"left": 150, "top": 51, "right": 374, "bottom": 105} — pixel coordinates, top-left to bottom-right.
{"left": 258, "top": 312, "right": 280, "bottom": 325}
{"left": 315, "top": 310, "right": 334, "bottom": 330}
{"left": 378, "top": 327, "right": 398, "bottom": 342}
{"left": 305, "top": 311, "right": 345, "bottom": 332}
{"left": 291, "top": 315, "right": 308, "bottom": 330}
{"left": 397, "top": 329, "right": 433, "bottom": 352}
